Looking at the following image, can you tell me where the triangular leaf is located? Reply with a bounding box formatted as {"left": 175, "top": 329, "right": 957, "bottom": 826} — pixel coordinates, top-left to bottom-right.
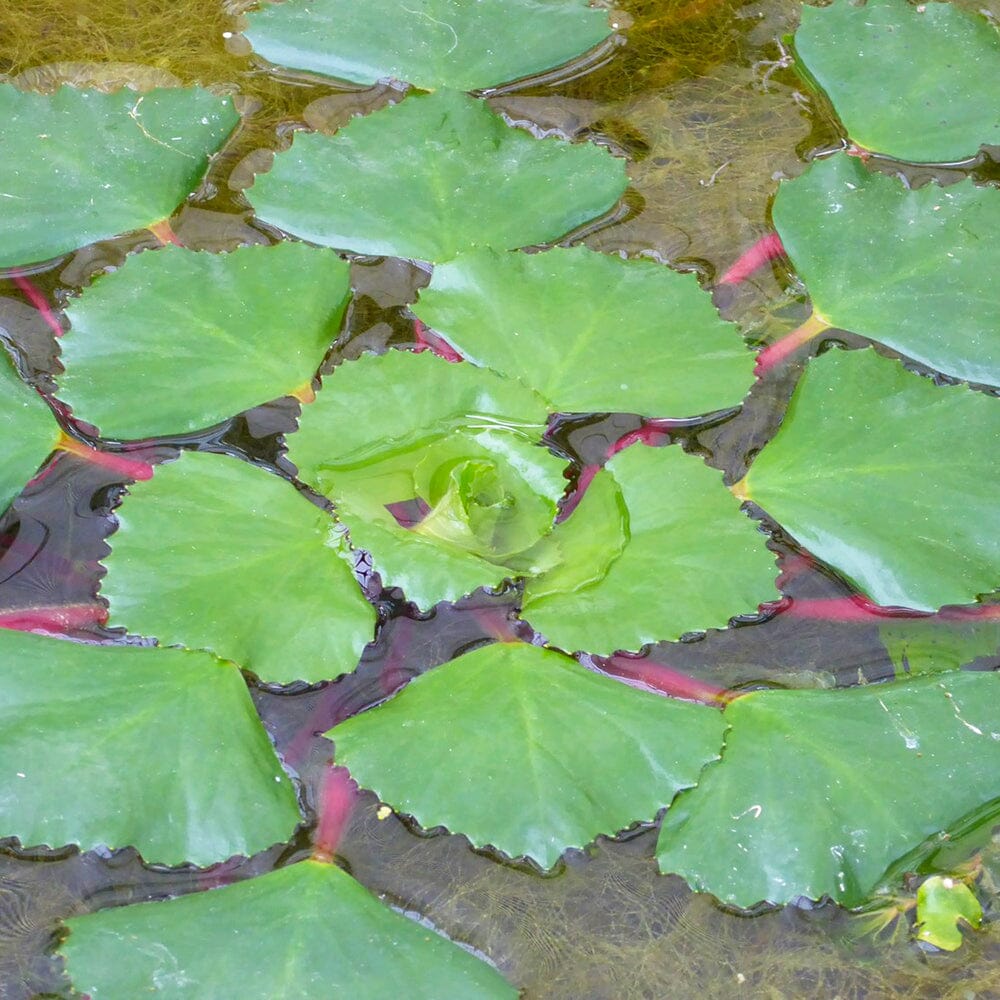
{"left": 247, "top": 89, "right": 627, "bottom": 262}
{"left": 0, "top": 84, "right": 238, "bottom": 269}
{"left": 0, "top": 629, "right": 300, "bottom": 866}
{"left": 245, "top": 0, "right": 612, "bottom": 92}
{"left": 414, "top": 246, "right": 754, "bottom": 416}
{"left": 741, "top": 348, "right": 1000, "bottom": 611}
{"left": 58, "top": 243, "right": 351, "bottom": 439}
{"left": 656, "top": 670, "right": 1000, "bottom": 907}
{"left": 794, "top": 0, "right": 1000, "bottom": 162}
{"left": 329, "top": 642, "right": 726, "bottom": 868}
{"left": 772, "top": 154, "right": 1000, "bottom": 387}
{"left": 60, "top": 859, "right": 516, "bottom": 997}
{"left": 102, "top": 450, "right": 377, "bottom": 684}
{"left": 523, "top": 444, "right": 778, "bottom": 655}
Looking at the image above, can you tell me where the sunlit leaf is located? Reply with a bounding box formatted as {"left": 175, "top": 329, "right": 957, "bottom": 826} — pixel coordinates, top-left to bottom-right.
{"left": 0, "top": 84, "right": 238, "bottom": 269}
{"left": 414, "top": 246, "right": 754, "bottom": 416}
{"left": 288, "top": 350, "right": 567, "bottom": 606}
{"left": 245, "top": 0, "right": 612, "bottom": 92}
{"left": 772, "top": 153, "right": 1000, "bottom": 387}
{"left": 657, "top": 670, "right": 1000, "bottom": 907}
{"left": 740, "top": 348, "right": 1000, "bottom": 611}
{"left": 330, "top": 642, "right": 726, "bottom": 868}
{"left": 247, "top": 89, "right": 627, "bottom": 262}
{"left": 0, "top": 629, "right": 300, "bottom": 866}
{"left": 794, "top": 0, "right": 1000, "bottom": 162}
{"left": 0, "top": 347, "right": 59, "bottom": 513}
{"left": 59, "top": 243, "right": 351, "bottom": 439}
{"left": 102, "top": 450, "right": 376, "bottom": 684}
{"left": 881, "top": 615, "right": 1000, "bottom": 676}
{"left": 915, "top": 875, "right": 982, "bottom": 951}
{"left": 60, "top": 859, "right": 516, "bottom": 998}
{"left": 523, "top": 444, "right": 778, "bottom": 655}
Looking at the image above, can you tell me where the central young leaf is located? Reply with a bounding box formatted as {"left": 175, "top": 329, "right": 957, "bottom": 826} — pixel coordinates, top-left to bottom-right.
{"left": 247, "top": 89, "right": 627, "bottom": 263}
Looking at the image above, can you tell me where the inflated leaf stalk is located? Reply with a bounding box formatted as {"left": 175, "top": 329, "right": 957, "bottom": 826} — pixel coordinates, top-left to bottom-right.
{"left": 0, "top": 629, "right": 301, "bottom": 866}
{"left": 329, "top": 642, "right": 726, "bottom": 868}
{"left": 247, "top": 88, "right": 627, "bottom": 262}
{"left": 794, "top": 0, "right": 1000, "bottom": 163}
{"left": 59, "top": 242, "right": 352, "bottom": 439}
{"left": 101, "top": 450, "right": 377, "bottom": 685}
{"left": 0, "top": 84, "right": 238, "bottom": 269}
{"left": 737, "top": 348, "right": 1000, "bottom": 611}
{"left": 60, "top": 859, "right": 516, "bottom": 998}
{"left": 244, "top": 0, "right": 613, "bottom": 92}
{"left": 772, "top": 153, "right": 1000, "bottom": 388}
{"left": 657, "top": 669, "right": 1000, "bottom": 907}
{"left": 414, "top": 245, "right": 755, "bottom": 417}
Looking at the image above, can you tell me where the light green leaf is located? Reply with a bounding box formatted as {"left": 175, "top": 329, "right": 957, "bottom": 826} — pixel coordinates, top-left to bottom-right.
{"left": 657, "top": 670, "right": 1000, "bottom": 907}
{"left": 247, "top": 89, "right": 627, "bottom": 262}
{"left": 288, "top": 350, "right": 567, "bottom": 606}
{"left": 58, "top": 243, "right": 351, "bottom": 439}
{"left": 523, "top": 444, "right": 778, "bottom": 655}
{"left": 0, "top": 629, "right": 300, "bottom": 866}
{"left": 415, "top": 246, "right": 754, "bottom": 416}
{"left": 0, "top": 347, "right": 59, "bottom": 513}
{"left": 330, "top": 642, "right": 726, "bottom": 868}
{"left": 102, "top": 450, "right": 376, "bottom": 685}
{"left": 794, "top": 0, "right": 1000, "bottom": 163}
{"left": 881, "top": 615, "right": 1000, "bottom": 676}
{"left": 61, "top": 859, "right": 516, "bottom": 998}
{"left": 741, "top": 348, "right": 1000, "bottom": 611}
{"left": 0, "top": 84, "right": 238, "bottom": 269}
{"left": 772, "top": 153, "right": 1000, "bottom": 387}
{"left": 915, "top": 875, "right": 983, "bottom": 951}
{"left": 245, "top": 0, "right": 612, "bottom": 92}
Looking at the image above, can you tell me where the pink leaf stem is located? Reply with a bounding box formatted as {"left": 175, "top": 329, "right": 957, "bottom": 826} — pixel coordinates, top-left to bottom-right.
{"left": 771, "top": 595, "right": 1000, "bottom": 623}
{"left": 595, "top": 653, "right": 732, "bottom": 706}
{"left": 412, "top": 317, "right": 464, "bottom": 362}
{"left": 55, "top": 432, "right": 154, "bottom": 481}
{"left": 0, "top": 604, "right": 108, "bottom": 635}
{"left": 718, "top": 232, "right": 786, "bottom": 286}
{"left": 312, "top": 765, "right": 360, "bottom": 862}
{"left": 9, "top": 271, "right": 64, "bottom": 339}
{"left": 753, "top": 312, "right": 830, "bottom": 377}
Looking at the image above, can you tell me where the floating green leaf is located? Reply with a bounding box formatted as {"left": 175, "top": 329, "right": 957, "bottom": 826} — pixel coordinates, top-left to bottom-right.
{"left": 915, "top": 875, "right": 983, "bottom": 951}
{"left": 881, "top": 615, "right": 1000, "bottom": 677}
{"left": 772, "top": 153, "right": 1000, "bottom": 387}
{"left": 741, "top": 348, "right": 1000, "bottom": 612}
{"left": 0, "top": 629, "right": 300, "bottom": 866}
{"left": 61, "top": 859, "right": 516, "bottom": 998}
{"left": 794, "top": 0, "right": 1000, "bottom": 163}
{"left": 288, "top": 350, "right": 567, "bottom": 606}
{"left": 247, "top": 89, "right": 627, "bottom": 262}
{"left": 58, "top": 243, "right": 350, "bottom": 439}
{"left": 523, "top": 444, "right": 778, "bottom": 655}
{"left": 657, "top": 670, "right": 1000, "bottom": 908}
{"left": 330, "top": 642, "right": 725, "bottom": 868}
{"left": 414, "top": 246, "right": 754, "bottom": 416}
{"left": 244, "top": 0, "right": 612, "bottom": 92}
{"left": 0, "top": 84, "right": 238, "bottom": 269}
{"left": 102, "top": 450, "right": 376, "bottom": 684}
{"left": 0, "top": 347, "right": 59, "bottom": 513}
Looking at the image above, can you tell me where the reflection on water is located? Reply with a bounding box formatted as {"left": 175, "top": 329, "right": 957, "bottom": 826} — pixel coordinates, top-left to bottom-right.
{"left": 1, "top": 0, "right": 999, "bottom": 996}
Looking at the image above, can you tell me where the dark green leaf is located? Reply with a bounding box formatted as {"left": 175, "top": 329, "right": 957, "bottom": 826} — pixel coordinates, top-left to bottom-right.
{"left": 330, "top": 642, "right": 726, "bottom": 868}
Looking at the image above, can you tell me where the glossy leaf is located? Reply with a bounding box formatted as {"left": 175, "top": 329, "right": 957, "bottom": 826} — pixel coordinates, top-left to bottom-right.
{"left": 61, "top": 859, "right": 516, "bottom": 998}
{"left": 0, "top": 629, "right": 300, "bottom": 866}
{"left": 794, "top": 0, "right": 1000, "bottom": 163}
{"left": 244, "top": 0, "right": 612, "bottom": 92}
{"left": 0, "top": 84, "right": 238, "bottom": 269}
{"left": 523, "top": 444, "right": 778, "bottom": 655}
{"left": 288, "top": 350, "right": 567, "bottom": 606}
{"left": 0, "top": 347, "right": 59, "bottom": 513}
{"left": 657, "top": 670, "right": 1000, "bottom": 907}
{"left": 330, "top": 642, "right": 726, "bottom": 868}
{"left": 414, "top": 246, "right": 754, "bottom": 416}
{"left": 915, "top": 875, "right": 982, "bottom": 951}
{"left": 741, "top": 348, "right": 1000, "bottom": 612}
{"left": 102, "top": 450, "right": 376, "bottom": 684}
{"left": 247, "top": 89, "right": 627, "bottom": 262}
{"left": 59, "top": 243, "right": 351, "bottom": 439}
{"left": 772, "top": 153, "right": 1000, "bottom": 387}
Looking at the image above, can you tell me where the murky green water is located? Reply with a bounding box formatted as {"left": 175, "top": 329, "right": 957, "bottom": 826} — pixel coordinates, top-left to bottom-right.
{"left": 2, "top": 1, "right": 1000, "bottom": 997}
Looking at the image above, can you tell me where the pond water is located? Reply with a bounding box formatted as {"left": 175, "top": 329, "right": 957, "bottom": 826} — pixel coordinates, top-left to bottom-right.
{"left": 2, "top": 0, "right": 1000, "bottom": 997}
